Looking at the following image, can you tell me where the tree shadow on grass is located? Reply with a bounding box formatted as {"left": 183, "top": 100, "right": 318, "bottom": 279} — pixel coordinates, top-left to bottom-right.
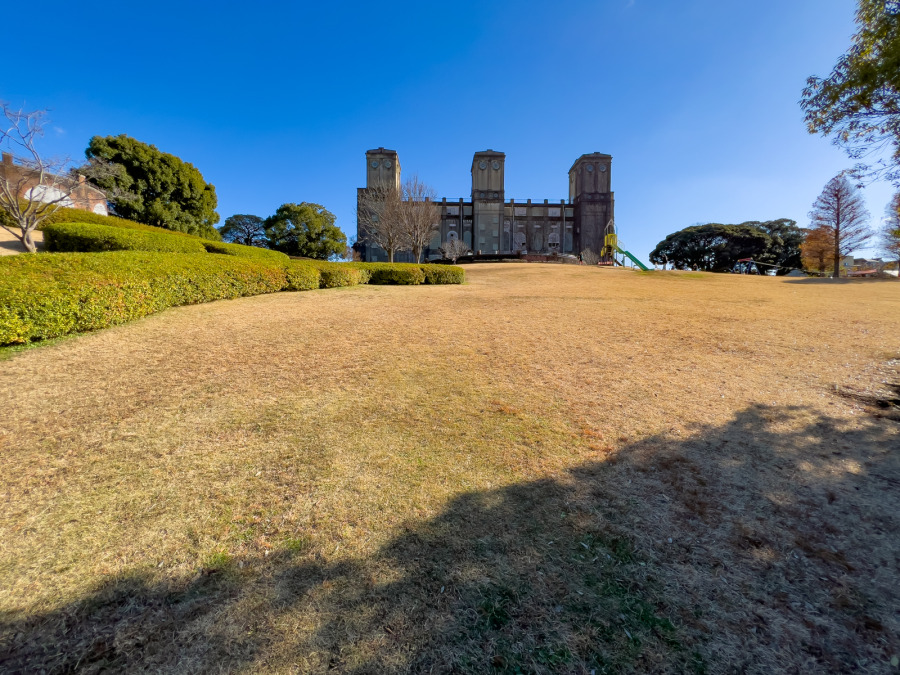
{"left": 2, "top": 403, "right": 898, "bottom": 673}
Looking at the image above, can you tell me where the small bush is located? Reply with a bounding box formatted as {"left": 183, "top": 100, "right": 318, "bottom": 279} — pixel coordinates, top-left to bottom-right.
{"left": 0, "top": 252, "right": 292, "bottom": 345}
{"left": 202, "top": 240, "right": 289, "bottom": 262}
{"left": 283, "top": 261, "right": 322, "bottom": 291}
{"left": 305, "top": 261, "right": 371, "bottom": 288}
{"left": 351, "top": 263, "right": 426, "bottom": 285}
{"left": 43, "top": 222, "right": 208, "bottom": 254}
{"left": 420, "top": 264, "right": 465, "bottom": 285}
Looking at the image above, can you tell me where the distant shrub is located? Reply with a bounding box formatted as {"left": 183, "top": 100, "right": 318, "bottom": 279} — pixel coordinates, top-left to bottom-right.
{"left": 202, "top": 240, "right": 289, "bottom": 262}
{"left": 305, "top": 260, "right": 371, "bottom": 288}
{"left": 351, "top": 263, "right": 426, "bottom": 285}
{"left": 420, "top": 264, "right": 465, "bottom": 285}
{"left": 0, "top": 252, "right": 292, "bottom": 344}
{"left": 43, "top": 222, "right": 208, "bottom": 254}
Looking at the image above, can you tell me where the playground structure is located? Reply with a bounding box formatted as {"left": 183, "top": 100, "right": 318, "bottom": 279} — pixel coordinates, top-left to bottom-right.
{"left": 600, "top": 220, "right": 650, "bottom": 271}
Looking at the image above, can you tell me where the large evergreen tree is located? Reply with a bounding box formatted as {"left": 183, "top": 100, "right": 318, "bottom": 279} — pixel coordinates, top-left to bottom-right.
{"left": 748, "top": 218, "right": 806, "bottom": 272}
{"left": 219, "top": 214, "right": 267, "bottom": 247}
{"left": 82, "top": 135, "right": 220, "bottom": 239}
{"left": 649, "top": 222, "right": 792, "bottom": 273}
{"left": 264, "top": 202, "right": 346, "bottom": 259}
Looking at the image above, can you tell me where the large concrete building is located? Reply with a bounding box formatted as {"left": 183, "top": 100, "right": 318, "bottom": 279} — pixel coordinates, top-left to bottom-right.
{"left": 356, "top": 148, "right": 614, "bottom": 262}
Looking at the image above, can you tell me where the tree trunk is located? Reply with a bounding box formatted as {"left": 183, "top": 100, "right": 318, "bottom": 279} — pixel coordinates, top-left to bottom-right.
{"left": 388, "top": 249, "right": 395, "bottom": 263}
{"left": 833, "top": 228, "right": 841, "bottom": 278}
{"left": 413, "top": 246, "right": 422, "bottom": 263}
{"left": 22, "top": 229, "right": 37, "bottom": 253}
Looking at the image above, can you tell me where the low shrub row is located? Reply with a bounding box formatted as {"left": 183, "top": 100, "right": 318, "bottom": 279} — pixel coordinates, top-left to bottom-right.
{"left": 420, "top": 264, "right": 466, "bottom": 285}
{"left": 283, "top": 260, "right": 322, "bottom": 291}
{"left": 305, "top": 260, "right": 372, "bottom": 288}
{"left": 201, "top": 240, "right": 290, "bottom": 262}
{"left": 38, "top": 213, "right": 465, "bottom": 286}
{"left": 0, "top": 252, "right": 320, "bottom": 345}
{"left": 44, "top": 221, "right": 291, "bottom": 262}
{"left": 350, "top": 262, "right": 426, "bottom": 285}
{"left": 346, "top": 262, "right": 465, "bottom": 285}
{"left": 0, "top": 252, "right": 465, "bottom": 345}
{"left": 40, "top": 207, "right": 204, "bottom": 237}
{"left": 43, "top": 222, "right": 209, "bottom": 254}
{"left": 2, "top": 211, "right": 463, "bottom": 345}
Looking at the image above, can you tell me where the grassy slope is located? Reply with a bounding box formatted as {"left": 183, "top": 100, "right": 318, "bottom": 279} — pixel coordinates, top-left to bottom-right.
{"left": 0, "top": 265, "right": 898, "bottom": 673}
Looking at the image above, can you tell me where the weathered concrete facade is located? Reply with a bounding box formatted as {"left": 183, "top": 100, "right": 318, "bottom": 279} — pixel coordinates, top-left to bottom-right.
{"left": 357, "top": 148, "right": 614, "bottom": 262}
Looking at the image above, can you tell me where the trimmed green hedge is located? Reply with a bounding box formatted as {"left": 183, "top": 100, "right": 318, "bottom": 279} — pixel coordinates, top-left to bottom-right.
{"left": 350, "top": 263, "right": 426, "bottom": 285}
{"left": 305, "top": 260, "right": 372, "bottom": 288}
{"left": 201, "top": 240, "right": 290, "bottom": 262}
{"left": 346, "top": 263, "right": 465, "bottom": 285}
{"left": 420, "top": 264, "right": 465, "bottom": 285}
{"left": 40, "top": 207, "right": 202, "bottom": 237}
{"left": 43, "top": 222, "right": 209, "bottom": 254}
{"left": 44, "top": 221, "right": 290, "bottom": 262}
{"left": 0, "top": 250, "right": 465, "bottom": 345}
{"left": 284, "top": 260, "right": 323, "bottom": 291}
{"left": 0, "top": 252, "right": 320, "bottom": 344}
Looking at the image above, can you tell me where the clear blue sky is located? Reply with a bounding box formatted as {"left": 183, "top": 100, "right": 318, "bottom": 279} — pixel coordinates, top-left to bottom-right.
{"left": 3, "top": 0, "right": 894, "bottom": 261}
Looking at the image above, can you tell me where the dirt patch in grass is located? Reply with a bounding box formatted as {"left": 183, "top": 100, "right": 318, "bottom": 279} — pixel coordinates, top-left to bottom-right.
{"left": 0, "top": 227, "right": 43, "bottom": 255}
{"left": 1, "top": 265, "right": 898, "bottom": 673}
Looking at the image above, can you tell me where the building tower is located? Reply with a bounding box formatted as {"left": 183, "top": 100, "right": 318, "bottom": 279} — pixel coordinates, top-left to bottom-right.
{"left": 365, "top": 147, "right": 401, "bottom": 191}
{"left": 357, "top": 148, "right": 402, "bottom": 261}
{"left": 568, "top": 153, "right": 614, "bottom": 256}
{"left": 471, "top": 150, "right": 505, "bottom": 253}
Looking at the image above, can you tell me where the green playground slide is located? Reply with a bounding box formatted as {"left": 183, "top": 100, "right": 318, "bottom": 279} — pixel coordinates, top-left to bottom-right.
{"left": 615, "top": 246, "right": 650, "bottom": 271}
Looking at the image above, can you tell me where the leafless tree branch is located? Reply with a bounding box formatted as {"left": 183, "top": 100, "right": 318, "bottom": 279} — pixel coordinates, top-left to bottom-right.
{"left": 0, "top": 103, "right": 85, "bottom": 252}
{"left": 356, "top": 185, "right": 409, "bottom": 263}
{"left": 439, "top": 238, "right": 469, "bottom": 263}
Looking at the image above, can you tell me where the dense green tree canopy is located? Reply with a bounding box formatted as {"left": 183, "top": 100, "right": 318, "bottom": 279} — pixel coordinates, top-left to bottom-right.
{"left": 649, "top": 223, "right": 775, "bottom": 273}
{"left": 82, "top": 135, "right": 220, "bottom": 239}
{"left": 650, "top": 220, "right": 804, "bottom": 273}
{"left": 801, "top": 1, "right": 900, "bottom": 183}
{"left": 740, "top": 218, "right": 805, "bottom": 271}
{"left": 264, "top": 203, "right": 346, "bottom": 259}
{"left": 219, "top": 214, "right": 267, "bottom": 247}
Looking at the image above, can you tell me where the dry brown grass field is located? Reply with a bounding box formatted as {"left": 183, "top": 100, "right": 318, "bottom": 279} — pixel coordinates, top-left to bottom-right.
{"left": 1, "top": 264, "right": 899, "bottom": 674}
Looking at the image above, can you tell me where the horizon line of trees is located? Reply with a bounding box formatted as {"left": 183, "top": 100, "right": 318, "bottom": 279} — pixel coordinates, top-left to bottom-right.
{"left": 650, "top": 175, "right": 900, "bottom": 277}
{"left": 649, "top": 218, "right": 805, "bottom": 274}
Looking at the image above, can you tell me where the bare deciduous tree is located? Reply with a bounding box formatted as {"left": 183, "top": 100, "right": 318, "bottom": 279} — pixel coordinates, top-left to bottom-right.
{"left": 808, "top": 173, "right": 873, "bottom": 277}
{"left": 357, "top": 185, "right": 408, "bottom": 262}
{"left": 400, "top": 176, "right": 440, "bottom": 263}
{"left": 581, "top": 248, "right": 600, "bottom": 265}
{"left": 440, "top": 238, "right": 469, "bottom": 263}
{"left": 0, "top": 104, "right": 83, "bottom": 253}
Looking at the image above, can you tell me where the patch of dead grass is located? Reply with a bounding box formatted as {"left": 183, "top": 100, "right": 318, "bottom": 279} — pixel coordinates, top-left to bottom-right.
{"left": 1, "top": 265, "right": 899, "bottom": 672}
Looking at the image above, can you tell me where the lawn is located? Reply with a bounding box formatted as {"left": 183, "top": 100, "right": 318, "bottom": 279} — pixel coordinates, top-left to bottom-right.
{"left": 1, "top": 264, "right": 898, "bottom": 673}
